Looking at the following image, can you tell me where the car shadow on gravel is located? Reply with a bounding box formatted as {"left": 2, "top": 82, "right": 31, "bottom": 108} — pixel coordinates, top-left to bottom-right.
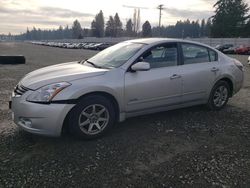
{"left": 0, "top": 104, "right": 233, "bottom": 144}
{"left": 1, "top": 105, "right": 250, "bottom": 187}
{"left": 1, "top": 105, "right": 206, "bottom": 151}
{"left": 4, "top": 103, "right": 249, "bottom": 144}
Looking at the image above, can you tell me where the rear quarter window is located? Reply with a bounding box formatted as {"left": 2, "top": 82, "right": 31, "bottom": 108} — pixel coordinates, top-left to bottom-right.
{"left": 208, "top": 49, "right": 218, "bottom": 62}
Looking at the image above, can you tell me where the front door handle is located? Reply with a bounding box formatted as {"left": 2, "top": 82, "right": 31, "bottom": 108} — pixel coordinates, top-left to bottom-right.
{"left": 211, "top": 67, "right": 219, "bottom": 72}
{"left": 170, "top": 74, "right": 181, "bottom": 80}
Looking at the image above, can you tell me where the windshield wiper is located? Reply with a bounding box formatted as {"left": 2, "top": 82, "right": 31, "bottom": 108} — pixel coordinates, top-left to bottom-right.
{"left": 81, "top": 59, "right": 102, "bottom": 68}
{"left": 86, "top": 60, "right": 102, "bottom": 68}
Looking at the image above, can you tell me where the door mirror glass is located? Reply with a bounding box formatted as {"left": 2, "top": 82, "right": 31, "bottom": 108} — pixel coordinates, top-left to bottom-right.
{"left": 131, "top": 62, "right": 150, "bottom": 71}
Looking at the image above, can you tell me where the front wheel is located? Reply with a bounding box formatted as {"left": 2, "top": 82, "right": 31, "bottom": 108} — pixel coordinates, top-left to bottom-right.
{"left": 207, "top": 81, "right": 230, "bottom": 110}
{"left": 69, "top": 95, "right": 116, "bottom": 139}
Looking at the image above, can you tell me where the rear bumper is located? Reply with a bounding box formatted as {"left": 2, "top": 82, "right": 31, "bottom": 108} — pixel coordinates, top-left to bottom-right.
{"left": 11, "top": 94, "right": 74, "bottom": 137}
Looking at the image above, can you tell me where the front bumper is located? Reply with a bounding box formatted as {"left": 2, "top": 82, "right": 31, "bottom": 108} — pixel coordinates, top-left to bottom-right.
{"left": 10, "top": 93, "right": 74, "bottom": 137}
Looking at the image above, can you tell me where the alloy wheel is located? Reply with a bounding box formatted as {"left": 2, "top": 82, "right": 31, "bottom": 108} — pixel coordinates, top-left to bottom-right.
{"left": 213, "top": 86, "right": 228, "bottom": 107}
{"left": 78, "top": 104, "right": 109, "bottom": 135}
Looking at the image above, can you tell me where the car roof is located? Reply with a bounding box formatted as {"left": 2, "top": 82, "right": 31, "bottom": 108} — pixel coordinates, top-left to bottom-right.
{"left": 125, "top": 38, "right": 183, "bottom": 44}
{"left": 124, "top": 38, "right": 214, "bottom": 49}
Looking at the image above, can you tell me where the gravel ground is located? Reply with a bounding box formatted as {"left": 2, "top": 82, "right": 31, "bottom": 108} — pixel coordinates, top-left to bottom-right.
{"left": 0, "top": 42, "right": 250, "bottom": 188}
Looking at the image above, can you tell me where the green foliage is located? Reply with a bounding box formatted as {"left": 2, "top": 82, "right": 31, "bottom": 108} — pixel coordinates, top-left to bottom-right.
{"left": 14, "top": 1, "right": 250, "bottom": 40}
{"left": 91, "top": 10, "right": 105, "bottom": 37}
{"left": 105, "top": 16, "right": 115, "bottom": 37}
{"left": 200, "top": 19, "right": 206, "bottom": 37}
{"left": 126, "top": 19, "right": 134, "bottom": 37}
{"left": 211, "top": 0, "right": 249, "bottom": 37}
{"left": 72, "top": 20, "right": 83, "bottom": 39}
{"left": 152, "top": 19, "right": 210, "bottom": 38}
{"left": 142, "top": 21, "right": 152, "bottom": 37}
{"left": 105, "top": 13, "right": 123, "bottom": 37}
{"left": 114, "top": 13, "right": 123, "bottom": 37}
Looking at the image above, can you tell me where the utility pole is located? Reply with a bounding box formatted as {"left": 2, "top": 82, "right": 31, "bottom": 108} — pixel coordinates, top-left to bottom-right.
{"left": 157, "top": 4, "right": 164, "bottom": 36}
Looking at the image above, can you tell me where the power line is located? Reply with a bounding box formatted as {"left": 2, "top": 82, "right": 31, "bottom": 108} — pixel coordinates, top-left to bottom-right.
{"left": 122, "top": 5, "right": 149, "bottom": 9}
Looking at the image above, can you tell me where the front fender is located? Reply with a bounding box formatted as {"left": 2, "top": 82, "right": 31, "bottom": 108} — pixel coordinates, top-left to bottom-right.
{"left": 52, "top": 74, "right": 125, "bottom": 113}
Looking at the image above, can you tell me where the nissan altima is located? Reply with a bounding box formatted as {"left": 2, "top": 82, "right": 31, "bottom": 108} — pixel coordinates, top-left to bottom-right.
{"left": 10, "top": 38, "right": 244, "bottom": 139}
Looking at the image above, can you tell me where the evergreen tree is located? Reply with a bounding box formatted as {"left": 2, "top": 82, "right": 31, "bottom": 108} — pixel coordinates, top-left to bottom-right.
{"left": 26, "top": 28, "right": 31, "bottom": 40}
{"left": 206, "top": 18, "right": 212, "bottom": 37}
{"left": 72, "top": 20, "right": 83, "bottom": 39}
{"left": 57, "top": 25, "right": 64, "bottom": 39}
{"left": 142, "top": 21, "right": 152, "bottom": 37}
{"left": 91, "top": 20, "right": 97, "bottom": 37}
{"left": 126, "top": 19, "right": 133, "bottom": 36}
{"left": 114, "top": 13, "right": 123, "bottom": 37}
{"left": 91, "top": 10, "right": 105, "bottom": 37}
{"left": 193, "top": 20, "right": 200, "bottom": 38}
{"left": 200, "top": 19, "right": 206, "bottom": 37}
{"left": 65, "top": 25, "right": 72, "bottom": 39}
{"left": 211, "top": 0, "right": 249, "bottom": 37}
{"left": 105, "top": 16, "right": 115, "bottom": 37}
{"left": 243, "top": 20, "right": 250, "bottom": 37}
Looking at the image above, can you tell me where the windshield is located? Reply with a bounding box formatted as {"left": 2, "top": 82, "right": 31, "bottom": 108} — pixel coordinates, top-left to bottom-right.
{"left": 87, "top": 42, "right": 145, "bottom": 68}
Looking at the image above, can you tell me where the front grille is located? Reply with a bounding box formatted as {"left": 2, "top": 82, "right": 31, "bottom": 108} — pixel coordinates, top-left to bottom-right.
{"left": 14, "top": 84, "right": 29, "bottom": 96}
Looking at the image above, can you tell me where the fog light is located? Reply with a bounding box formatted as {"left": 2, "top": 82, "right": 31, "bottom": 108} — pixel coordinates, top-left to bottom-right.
{"left": 19, "top": 117, "right": 32, "bottom": 128}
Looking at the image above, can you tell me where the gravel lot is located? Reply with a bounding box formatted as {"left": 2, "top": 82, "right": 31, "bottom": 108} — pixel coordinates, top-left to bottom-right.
{"left": 0, "top": 42, "right": 250, "bottom": 188}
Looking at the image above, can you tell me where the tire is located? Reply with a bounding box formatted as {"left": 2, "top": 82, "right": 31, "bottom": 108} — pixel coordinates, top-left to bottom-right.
{"left": 69, "top": 95, "right": 116, "bottom": 139}
{"left": 0, "top": 55, "right": 25, "bottom": 64}
{"left": 207, "top": 80, "right": 230, "bottom": 110}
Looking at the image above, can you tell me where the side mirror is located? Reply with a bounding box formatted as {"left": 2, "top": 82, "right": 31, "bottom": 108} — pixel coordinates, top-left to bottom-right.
{"left": 131, "top": 62, "right": 150, "bottom": 72}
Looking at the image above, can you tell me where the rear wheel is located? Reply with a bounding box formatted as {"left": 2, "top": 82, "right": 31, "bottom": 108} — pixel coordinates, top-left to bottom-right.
{"left": 207, "top": 81, "right": 230, "bottom": 110}
{"left": 69, "top": 95, "right": 115, "bottom": 139}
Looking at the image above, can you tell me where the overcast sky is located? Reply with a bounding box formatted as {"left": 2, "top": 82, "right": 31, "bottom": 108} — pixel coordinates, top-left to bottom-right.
{"left": 1, "top": 0, "right": 250, "bottom": 34}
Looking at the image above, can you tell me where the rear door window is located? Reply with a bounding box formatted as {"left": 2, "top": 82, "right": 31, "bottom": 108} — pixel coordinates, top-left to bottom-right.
{"left": 182, "top": 44, "right": 209, "bottom": 65}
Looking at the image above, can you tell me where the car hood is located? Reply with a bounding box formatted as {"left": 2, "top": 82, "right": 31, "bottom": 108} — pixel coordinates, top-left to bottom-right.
{"left": 20, "top": 61, "right": 108, "bottom": 90}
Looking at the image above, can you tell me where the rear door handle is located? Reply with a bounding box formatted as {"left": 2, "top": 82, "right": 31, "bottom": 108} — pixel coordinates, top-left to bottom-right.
{"left": 211, "top": 67, "right": 219, "bottom": 72}
{"left": 170, "top": 74, "right": 181, "bottom": 80}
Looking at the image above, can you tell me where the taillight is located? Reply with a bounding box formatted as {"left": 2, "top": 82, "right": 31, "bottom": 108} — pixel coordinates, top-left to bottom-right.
{"left": 233, "top": 59, "right": 244, "bottom": 71}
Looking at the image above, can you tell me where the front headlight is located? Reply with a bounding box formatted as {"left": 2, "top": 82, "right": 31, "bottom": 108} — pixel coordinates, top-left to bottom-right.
{"left": 26, "top": 82, "right": 71, "bottom": 103}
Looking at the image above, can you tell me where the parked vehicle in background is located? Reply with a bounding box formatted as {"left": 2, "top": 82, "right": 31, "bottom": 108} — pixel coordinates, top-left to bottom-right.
{"left": 89, "top": 43, "right": 104, "bottom": 50}
{"left": 248, "top": 56, "right": 250, "bottom": 65}
{"left": 97, "top": 43, "right": 111, "bottom": 50}
{"left": 215, "top": 44, "right": 234, "bottom": 53}
{"left": 223, "top": 46, "right": 237, "bottom": 54}
{"left": 11, "top": 38, "right": 244, "bottom": 139}
{"left": 235, "top": 45, "right": 250, "bottom": 55}
{"left": 30, "top": 41, "right": 113, "bottom": 51}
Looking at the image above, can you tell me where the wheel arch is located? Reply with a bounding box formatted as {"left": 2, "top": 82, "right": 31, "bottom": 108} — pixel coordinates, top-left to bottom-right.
{"left": 218, "top": 77, "right": 234, "bottom": 97}
{"left": 211, "top": 74, "right": 234, "bottom": 98}
{"left": 61, "top": 91, "right": 120, "bottom": 135}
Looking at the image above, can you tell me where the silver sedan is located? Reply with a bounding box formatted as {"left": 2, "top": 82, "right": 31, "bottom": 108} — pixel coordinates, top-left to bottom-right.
{"left": 10, "top": 38, "right": 244, "bottom": 139}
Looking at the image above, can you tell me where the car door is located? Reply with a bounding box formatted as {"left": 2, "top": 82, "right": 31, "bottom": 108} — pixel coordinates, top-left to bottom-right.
{"left": 179, "top": 43, "right": 221, "bottom": 103}
{"left": 124, "top": 43, "right": 182, "bottom": 112}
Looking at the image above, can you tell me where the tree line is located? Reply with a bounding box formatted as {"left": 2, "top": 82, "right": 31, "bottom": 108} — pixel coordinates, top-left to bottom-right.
{"left": 14, "top": 15, "right": 211, "bottom": 40}
{"left": 13, "top": 0, "right": 250, "bottom": 40}
{"left": 15, "top": 10, "right": 151, "bottom": 40}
